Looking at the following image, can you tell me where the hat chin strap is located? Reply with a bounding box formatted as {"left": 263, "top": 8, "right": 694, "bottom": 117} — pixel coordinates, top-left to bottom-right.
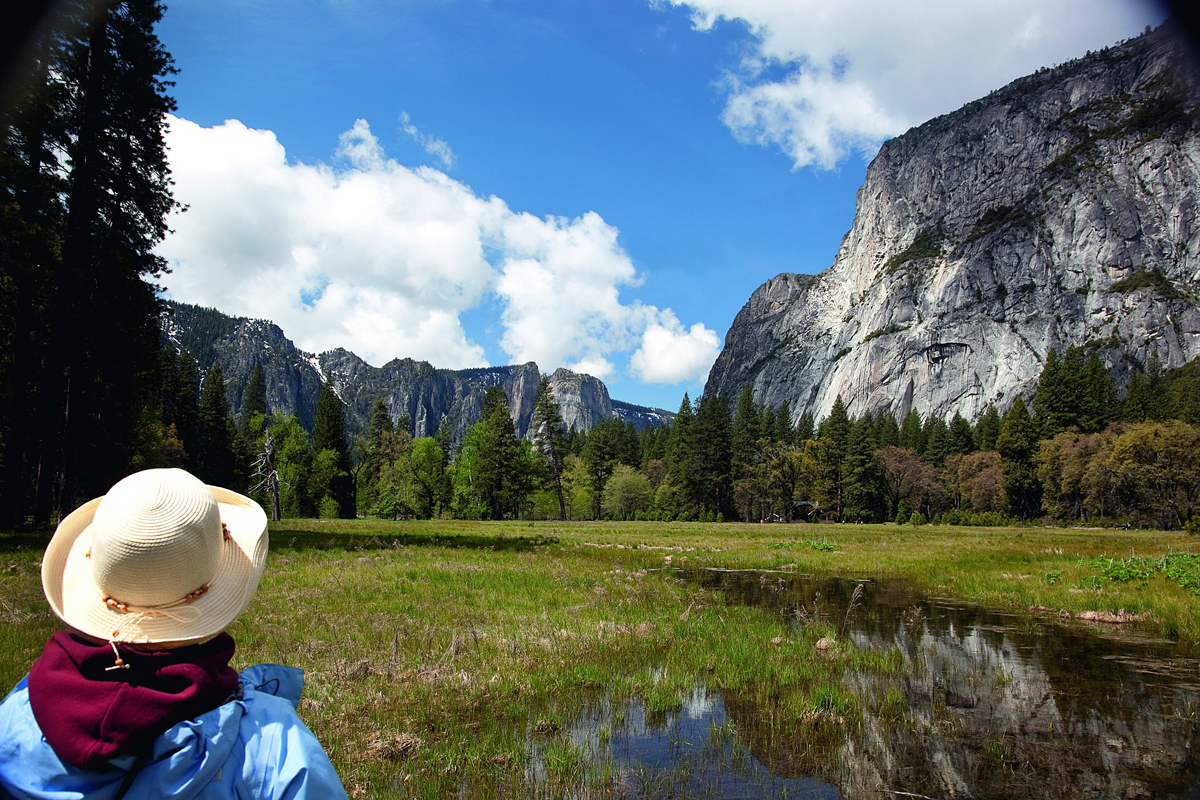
{"left": 100, "top": 590, "right": 207, "bottom": 668}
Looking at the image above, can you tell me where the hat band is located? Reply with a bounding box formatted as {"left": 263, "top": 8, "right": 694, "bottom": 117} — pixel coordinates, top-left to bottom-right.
{"left": 99, "top": 584, "right": 210, "bottom": 643}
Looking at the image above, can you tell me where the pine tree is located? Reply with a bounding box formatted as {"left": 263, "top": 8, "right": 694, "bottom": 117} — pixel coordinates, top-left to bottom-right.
{"left": 14, "top": 0, "right": 178, "bottom": 522}
{"left": 1033, "top": 348, "right": 1064, "bottom": 433}
{"left": 312, "top": 381, "right": 354, "bottom": 518}
{"left": 898, "top": 409, "right": 924, "bottom": 452}
{"left": 795, "top": 410, "right": 815, "bottom": 443}
{"left": 241, "top": 363, "right": 267, "bottom": 430}
{"left": 948, "top": 412, "right": 975, "bottom": 454}
{"left": 690, "top": 393, "right": 733, "bottom": 519}
{"left": 843, "top": 413, "right": 882, "bottom": 521}
{"left": 776, "top": 401, "right": 795, "bottom": 445}
{"left": 824, "top": 395, "right": 851, "bottom": 458}
{"left": 666, "top": 393, "right": 694, "bottom": 481}
{"left": 195, "top": 365, "right": 235, "bottom": 487}
{"left": 996, "top": 397, "right": 1041, "bottom": 518}
{"left": 1145, "top": 350, "right": 1165, "bottom": 421}
{"left": 975, "top": 404, "right": 1001, "bottom": 451}
{"left": 875, "top": 412, "right": 900, "bottom": 448}
{"left": 923, "top": 415, "right": 950, "bottom": 467}
{"left": 1079, "top": 351, "right": 1118, "bottom": 432}
{"left": 1123, "top": 373, "right": 1149, "bottom": 422}
{"left": 731, "top": 385, "right": 759, "bottom": 481}
{"left": 759, "top": 404, "right": 777, "bottom": 444}
{"left": 531, "top": 376, "right": 567, "bottom": 520}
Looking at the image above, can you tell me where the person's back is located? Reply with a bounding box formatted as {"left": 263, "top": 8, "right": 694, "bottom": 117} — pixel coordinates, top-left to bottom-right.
{"left": 0, "top": 469, "right": 348, "bottom": 800}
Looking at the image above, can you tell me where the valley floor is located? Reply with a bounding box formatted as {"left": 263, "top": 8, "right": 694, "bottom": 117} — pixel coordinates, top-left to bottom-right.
{"left": 3, "top": 520, "right": 1199, "bottom": 798}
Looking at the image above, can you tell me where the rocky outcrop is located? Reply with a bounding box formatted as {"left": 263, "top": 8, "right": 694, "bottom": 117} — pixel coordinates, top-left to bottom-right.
{"left": 706, "top": 23, "right": 1200, "bottom": 424}
{"left": 613, "top": 400, "right": 675, "bottom": 431}
{"left": 162, "top": 302, "right": 655, "bottom": 442}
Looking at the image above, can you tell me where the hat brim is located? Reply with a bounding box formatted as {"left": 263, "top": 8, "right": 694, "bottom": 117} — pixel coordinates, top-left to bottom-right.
{"left": 42, "top": 486, "right": 269, "bottom": 646}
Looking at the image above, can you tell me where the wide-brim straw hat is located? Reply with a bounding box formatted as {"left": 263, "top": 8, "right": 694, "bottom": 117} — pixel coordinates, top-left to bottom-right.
{"left": 42, "top": 468, "right": 269, "bottom": 646}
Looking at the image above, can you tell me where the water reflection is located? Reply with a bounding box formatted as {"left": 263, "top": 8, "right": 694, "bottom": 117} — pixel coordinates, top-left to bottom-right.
{"left": 547, "top": 571, "right": 1200, "bottom": 799}
{"left": 536, "top": 686, "right": 837, "bottom": 799}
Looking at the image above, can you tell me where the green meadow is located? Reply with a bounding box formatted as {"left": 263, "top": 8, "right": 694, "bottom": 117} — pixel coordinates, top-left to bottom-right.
{"left": 3, "top": 520, "right": 1199, "bottom": 798}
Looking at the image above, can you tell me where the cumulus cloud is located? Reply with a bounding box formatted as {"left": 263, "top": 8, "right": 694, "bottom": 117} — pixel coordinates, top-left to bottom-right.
{"left": 660, "top": 0, "right": 1166, "bottom": 169}
{"left": 157, "top": 116, "right": 714, "bottom": 384}
{"left": 630, "top": 310, "right": 721, "bottom": 384}
{"left": 399, "top": 111, "right": 456, "bottom": 170}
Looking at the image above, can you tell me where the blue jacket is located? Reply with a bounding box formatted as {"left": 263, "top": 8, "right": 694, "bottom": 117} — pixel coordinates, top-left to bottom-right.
{"left": 0, "top": 665, "right": 348, "bottom": 800}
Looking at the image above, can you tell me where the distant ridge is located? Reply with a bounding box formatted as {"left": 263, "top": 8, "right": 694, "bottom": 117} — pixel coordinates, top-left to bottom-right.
{"left": 162, "top": 301, "right": 670, "bottom": 442}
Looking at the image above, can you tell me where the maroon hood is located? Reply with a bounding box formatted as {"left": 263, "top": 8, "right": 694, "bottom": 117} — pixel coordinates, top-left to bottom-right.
{"left": 27, "top": 631, "right": 239, "bottom": 770}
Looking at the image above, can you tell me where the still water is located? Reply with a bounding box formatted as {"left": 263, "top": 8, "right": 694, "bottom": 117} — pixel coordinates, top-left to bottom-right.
{"left": 533, "top": 571, "right": 1200, "bottom": 800}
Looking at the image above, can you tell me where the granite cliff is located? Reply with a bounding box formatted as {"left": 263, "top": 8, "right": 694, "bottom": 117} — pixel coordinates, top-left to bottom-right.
{"left": 162, "top": 302, "right": 669, "bottom": 441}
{"left": 706, "top": 23, "right": 1200, "bottom": 423}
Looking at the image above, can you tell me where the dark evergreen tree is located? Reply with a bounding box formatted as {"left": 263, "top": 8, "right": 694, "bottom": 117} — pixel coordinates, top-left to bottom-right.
{"left": 731, "top": 385, "right": 759, "bottom": 481}
{"left": 759, "top": 404, "right": 777, "bottom": 444}
{"left": 481, "top": 385, "right": 508, "bottom": 421}
{"left": 875, "top": 412, "right": 900, "bottom": 448}
{"left": 948, "top": 412, "right": 975, "bottom": 454}
{"left": 974, "top": 404, "right": 1001, "bottom": 451}
{"left": 240, "top": 363, "right": 267, "bottom": 430}
{"left": 898, "top": 409, "right": 924, "bottom": 452}
{"left": 666, "top": 393, "right": 694, "bottom": 480}
{"left": 582, "top": 417, "right": 624, "bottom": 519}
{"left": 996, "top": 397, "right": 1041, "bottom": 519}
{"left": 312, "top": 380, "right": 355, "bottom": 518}
{"left": 843, "top": 413, "right": 883, "bottom": 521}
{"left": 795, "top": 410, "right": 815, "bottom": 442}
{"left": 776, "top": 401, "right": 795, "bottom": 445}
{"left": 1079, "top": 351, "right": 1118, "bottom": 432}
{"left": 1123, "top": 373, "right": 1149, "bottom": 422}
{"left": 475, "top": 398, "right": 529, "bottom": 519}
{"left": 1145, "top": 350, "right": 1166, "bottom": 421}
{"left": 531, "top": 376, "right": 567, "bottom": 520}
{"left": 6, "top": 0, "right": 179, "bottom": 523}
{"left": 923, "top": 415, "right": 950, "bottom": 467}
{"left": 823, "top": 395, "right": 851, "bottom": 458}
{"left": 1033, "top": 348, "right": 1064, "bottom": 433}
{"left": 689, "top": 393, "right": 733, "bottom": 519}
{"left": 195, "top": 365, "right": 235, "bottom": 487}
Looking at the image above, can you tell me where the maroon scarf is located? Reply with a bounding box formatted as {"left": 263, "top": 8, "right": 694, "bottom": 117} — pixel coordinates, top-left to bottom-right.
{"left": 27, "top": 631, "right": 239, "bottom": 770}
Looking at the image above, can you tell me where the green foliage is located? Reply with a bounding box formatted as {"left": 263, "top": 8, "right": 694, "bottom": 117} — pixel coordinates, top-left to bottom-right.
{"left": 312, "top": 381, "right": 354, "bottom": 518}
{"left": 1, "top": 0, "right": 179, "bottom": 522}
{"left": 1106, "top": 267, "right": 1183, "bottom": 299}
{"left": 601, "top": 464, "right": 653, "bottom": 520}
{"left": 964, "top": 202, "right": 1040, "bottom": 244}
{"left": 909, "top": 511, "right": 927, "bottom": 526}
{"left": 862, "top": 323, "right": 907, "bottom": 344}
{"left": 884, "top": 226, "right": 943, "bottom": 272}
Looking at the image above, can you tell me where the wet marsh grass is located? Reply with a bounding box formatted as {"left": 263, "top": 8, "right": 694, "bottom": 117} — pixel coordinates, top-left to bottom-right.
{"left": 3, "top": 518, "right": 1200, "bottom": 797}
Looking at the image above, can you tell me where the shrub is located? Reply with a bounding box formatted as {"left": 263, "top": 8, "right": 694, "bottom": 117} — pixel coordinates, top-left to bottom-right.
{"left": 909, "top": 511, "right": 927, "bottom": 526}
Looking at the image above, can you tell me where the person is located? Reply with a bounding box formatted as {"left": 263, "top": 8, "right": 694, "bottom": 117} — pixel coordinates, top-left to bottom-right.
{"left": 0, "top": 468, "right": 349, "bottom": 799}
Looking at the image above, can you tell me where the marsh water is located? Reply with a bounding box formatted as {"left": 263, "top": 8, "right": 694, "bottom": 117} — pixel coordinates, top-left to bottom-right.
{"left": 534, "top": 570, "right": 1200, "bottom": 800}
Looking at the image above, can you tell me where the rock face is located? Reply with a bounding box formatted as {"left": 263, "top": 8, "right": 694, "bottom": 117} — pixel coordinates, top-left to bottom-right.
{"left": 706, "top": 24, "right": 1200, "bottom": 423}
{"left": 162, "top": 302, "right": 663, "bottom": 441}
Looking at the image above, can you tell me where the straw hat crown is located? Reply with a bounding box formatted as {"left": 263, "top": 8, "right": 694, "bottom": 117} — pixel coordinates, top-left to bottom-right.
{"left": 89, "top": 468, "right": 223, "bottom": 608}
{"left": 42, "top": 467, "right": 269, "bottom": 645}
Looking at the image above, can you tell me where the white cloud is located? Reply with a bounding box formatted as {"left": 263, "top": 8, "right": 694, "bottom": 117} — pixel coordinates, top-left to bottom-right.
{"left": 660, "top": 0, "right": 1166, "bottom": 169}
{"left": 157, "top": 116, "right": 710, "bottom": 384}
{"left": 630, "top": 310, "right": 721, "bottom": 384}
{"left": 399, "top": 111, "right": 456, "bottom": 170}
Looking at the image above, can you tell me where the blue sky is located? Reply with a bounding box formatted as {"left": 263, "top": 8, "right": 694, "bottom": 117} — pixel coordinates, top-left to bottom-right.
{"left": 154, "top": 0, "right": 1166, "bottom": 410}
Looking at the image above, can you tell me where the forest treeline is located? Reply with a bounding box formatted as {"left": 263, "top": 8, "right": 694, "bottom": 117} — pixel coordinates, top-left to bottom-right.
{"left": 0, "top": 0, "right": 176, "bottom": 526}
{"left": 135, "top": 341, "right": 1200, "bottom": 531}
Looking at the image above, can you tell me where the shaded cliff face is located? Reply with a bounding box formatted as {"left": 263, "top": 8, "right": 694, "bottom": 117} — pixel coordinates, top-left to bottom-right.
{"left": 707, "top": 24, "right": 1200, "bottom": 423}
{"left": 162, "top": 302, "right": 638, "bottom": 441}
